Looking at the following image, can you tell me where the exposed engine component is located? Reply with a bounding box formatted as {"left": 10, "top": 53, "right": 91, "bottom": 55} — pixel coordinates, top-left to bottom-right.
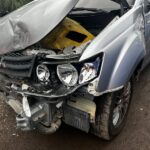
{"left": 6, "top": 98, "right": 23, "bottom": 115}
{"left": 63, "top": 97, "right": 96, "bottom": 132}
{"left": 63, "top": 41, "right": 91, "bottom": 55}
{"left": 15, "top": 96, "right": 61, "bottom": 131}
{"left": 40, "top": 17, "right": 94, "bottom": 50}
{"left": 24, "top": 49, "right": 56, "bottom": 56}
{"left": 37, "top": 119, "right": 62, "bottom": 134}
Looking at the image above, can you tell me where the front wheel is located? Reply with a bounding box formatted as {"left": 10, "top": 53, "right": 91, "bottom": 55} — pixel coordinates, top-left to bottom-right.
{"left": 92, "top": 82, "right": 132, "bottom": 140}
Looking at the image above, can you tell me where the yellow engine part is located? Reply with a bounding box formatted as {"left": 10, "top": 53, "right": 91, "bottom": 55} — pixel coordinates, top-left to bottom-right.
{"left": 40, "top": 17, "right": 95, "bottom": 50}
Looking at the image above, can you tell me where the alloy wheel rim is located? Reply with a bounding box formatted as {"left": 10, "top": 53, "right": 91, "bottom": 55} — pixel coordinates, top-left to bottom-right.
{"left": 112, "top": 82, "right": 131, "bottom": 127}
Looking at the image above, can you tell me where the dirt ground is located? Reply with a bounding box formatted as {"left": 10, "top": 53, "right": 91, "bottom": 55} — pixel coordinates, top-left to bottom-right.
{"left": 0, "top": 67, "right": 150, "bottom": 150}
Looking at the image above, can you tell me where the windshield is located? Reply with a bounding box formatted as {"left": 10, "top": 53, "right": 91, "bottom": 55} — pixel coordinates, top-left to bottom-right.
{"left": 75, "top": 0, "right": 120, "bottom": 12}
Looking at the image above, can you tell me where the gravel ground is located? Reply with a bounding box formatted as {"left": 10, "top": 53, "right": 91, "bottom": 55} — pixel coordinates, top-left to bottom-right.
{"left": 0, "top": 66, "right": 150, "bottom": 150}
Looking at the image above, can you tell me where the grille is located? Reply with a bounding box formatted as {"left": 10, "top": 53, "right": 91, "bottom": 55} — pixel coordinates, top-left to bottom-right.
{"left": 0, "top": 53, "right": 35, "bottom": 77}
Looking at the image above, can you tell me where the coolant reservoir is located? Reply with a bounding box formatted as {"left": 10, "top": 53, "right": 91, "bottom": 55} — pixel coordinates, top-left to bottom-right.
{"left": 40, "top": 18, "right": 94, "bottom": 50}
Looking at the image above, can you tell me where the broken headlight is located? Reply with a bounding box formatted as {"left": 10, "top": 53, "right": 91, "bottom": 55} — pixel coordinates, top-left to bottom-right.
{"left": 79, "top": 58, "right": 100, "bottom": 84}
{"left": 57, "top": 64, "right": 78, "bottom": 87}
{"left": 36, "top": 65, "right": 50, "bottom": 82}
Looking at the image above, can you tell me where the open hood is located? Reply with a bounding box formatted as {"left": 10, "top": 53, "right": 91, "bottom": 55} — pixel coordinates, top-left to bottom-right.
{"left": 0, "top": 0, "right": 79, "bottom": 54}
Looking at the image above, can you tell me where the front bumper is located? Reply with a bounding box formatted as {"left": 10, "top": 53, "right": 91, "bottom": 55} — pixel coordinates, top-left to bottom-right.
{"left": 6, "top": 84, "right": 96, "bottom": 133}
{"left": 16, "top": 84, "right": 87, "bottom": 99}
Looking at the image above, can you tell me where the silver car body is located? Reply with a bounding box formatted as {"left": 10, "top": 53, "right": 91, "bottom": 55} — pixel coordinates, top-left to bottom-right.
{"left": 0, "top": 0, "right": 148, "bottom": 95}
{"left": 80, "top": 0, "right": 146, "bottom": 94}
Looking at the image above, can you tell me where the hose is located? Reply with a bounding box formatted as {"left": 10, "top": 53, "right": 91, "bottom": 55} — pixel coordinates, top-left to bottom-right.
{"left": 37, "top": 119, "right": 62, "bottom": 134}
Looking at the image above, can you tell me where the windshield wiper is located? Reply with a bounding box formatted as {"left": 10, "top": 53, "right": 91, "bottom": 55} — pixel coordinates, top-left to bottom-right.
{"left": 73, "top": 7, "right": 107, "bottom": 13}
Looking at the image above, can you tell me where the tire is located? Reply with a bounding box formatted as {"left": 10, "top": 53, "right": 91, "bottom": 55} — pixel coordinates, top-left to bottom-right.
{"left": 92, "top": 82, "right": 132, "bottom": 140}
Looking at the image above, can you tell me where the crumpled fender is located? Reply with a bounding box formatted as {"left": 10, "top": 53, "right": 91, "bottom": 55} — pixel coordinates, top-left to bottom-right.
{"left": 91, "top": 31, "right": 145, "bottom": 94}
{"left": 103, "top": 31, "right": 145, "bottom": 91}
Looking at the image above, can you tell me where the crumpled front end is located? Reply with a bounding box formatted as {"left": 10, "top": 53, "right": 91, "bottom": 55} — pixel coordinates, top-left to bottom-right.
{"left": 0, "top": 14, "right": 102, "bottom": 133}
{"left": 0, "top": 0, "right": 123, "bottom": 134}
{"left": 0, "top": 43, "right": 100, "bottom": 132}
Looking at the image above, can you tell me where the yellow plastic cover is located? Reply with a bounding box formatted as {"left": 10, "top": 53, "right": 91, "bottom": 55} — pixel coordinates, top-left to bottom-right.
{"left": 41, "top": 18, "right": 95, "bottom": 50}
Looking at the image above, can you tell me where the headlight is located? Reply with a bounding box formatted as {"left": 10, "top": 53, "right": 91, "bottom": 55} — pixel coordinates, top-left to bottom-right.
{"left": 36, "top": 65, "right": 50, "bottom": 82}
{"left": 57, "top": 64, "right": 78, "bottom": 87}
{"left": 79, "top": 58, "right": 100, "bottom": 84}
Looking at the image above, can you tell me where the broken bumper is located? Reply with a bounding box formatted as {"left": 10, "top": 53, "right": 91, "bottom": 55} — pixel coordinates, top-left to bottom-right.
{"left": 16, "top": 84, "right": 87, "bottom": 99}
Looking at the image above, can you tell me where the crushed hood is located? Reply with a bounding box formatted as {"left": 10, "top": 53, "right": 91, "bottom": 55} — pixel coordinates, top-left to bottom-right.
{"left": 0, "top": 0, "right": 79, "bottom": 54}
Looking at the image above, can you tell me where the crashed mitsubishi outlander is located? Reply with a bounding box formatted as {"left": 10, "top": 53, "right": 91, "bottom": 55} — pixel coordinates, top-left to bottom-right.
{"left": 0, "top": 0, "right": 149, "bottom": 140}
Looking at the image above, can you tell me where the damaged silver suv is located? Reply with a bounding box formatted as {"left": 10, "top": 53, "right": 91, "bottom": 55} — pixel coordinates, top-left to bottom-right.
{"left": 0, "top": 0, "right": 149, "bottom": 140}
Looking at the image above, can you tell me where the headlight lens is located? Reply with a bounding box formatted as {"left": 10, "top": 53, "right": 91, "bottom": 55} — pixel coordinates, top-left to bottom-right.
{"left": 57, "top": 64, "right": 78, "bottom": 87}
{"left": 36, "top": 65, "right": 50, "bottom": 82}
{"left": 79, "top": 58, "right": 100, "bottom": 84}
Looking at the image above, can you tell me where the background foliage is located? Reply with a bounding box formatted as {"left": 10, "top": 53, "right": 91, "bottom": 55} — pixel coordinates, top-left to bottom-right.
{"left": 0, "top": 0, "right": 33, "bottom": 15}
